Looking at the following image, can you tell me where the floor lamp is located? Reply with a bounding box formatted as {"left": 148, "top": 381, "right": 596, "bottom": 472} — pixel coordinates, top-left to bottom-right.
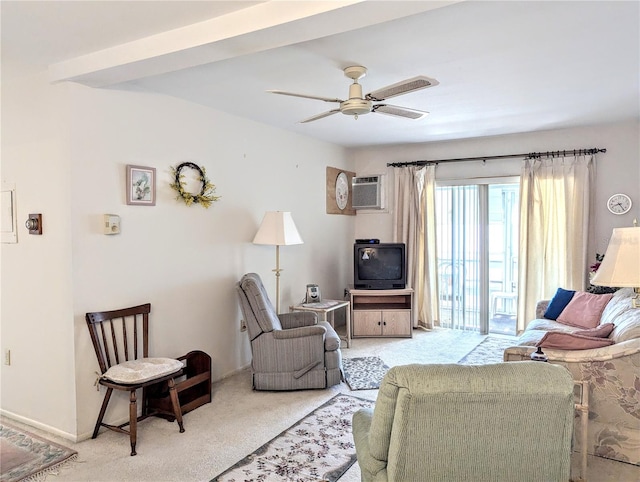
{"left": 253, "top": 211, "right": 303, "bottom": 313}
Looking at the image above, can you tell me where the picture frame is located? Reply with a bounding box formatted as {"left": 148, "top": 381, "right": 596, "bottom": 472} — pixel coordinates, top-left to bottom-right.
{"left": 126, "top": 165, "right": 156, "bottom": 206}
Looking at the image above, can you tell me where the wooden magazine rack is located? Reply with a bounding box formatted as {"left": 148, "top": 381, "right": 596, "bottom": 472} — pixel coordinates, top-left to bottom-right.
{"left": 145, "top": 350, "right": 211, "bottom": 419}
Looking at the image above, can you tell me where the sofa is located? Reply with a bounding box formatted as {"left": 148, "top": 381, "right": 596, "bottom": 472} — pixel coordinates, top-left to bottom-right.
{"left": 353, "top": 363, "right": 575, "bottom": 482}
{"left": 503, "top": 287, "right": 640, "bottom": 465}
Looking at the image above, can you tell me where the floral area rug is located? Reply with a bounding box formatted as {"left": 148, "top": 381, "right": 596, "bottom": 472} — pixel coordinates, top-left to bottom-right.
{"left": 342, "top": 356, "right": 390, "bottom": 390}
{"left": 0, "top": 422, "right": 77, "bottom": 482}
{"left": 457, "top": 336, "right": 517, "bottom": 365}
{"left": 210, "top": 394, "right": 374, "bottom": 482}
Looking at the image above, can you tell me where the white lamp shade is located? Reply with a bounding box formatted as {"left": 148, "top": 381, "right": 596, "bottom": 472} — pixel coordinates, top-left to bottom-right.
{"left": 252, "top": 211, "right": 303, "bottom": 246}
{"left": 591, "top": 227, "right": 640, "bottom": 287}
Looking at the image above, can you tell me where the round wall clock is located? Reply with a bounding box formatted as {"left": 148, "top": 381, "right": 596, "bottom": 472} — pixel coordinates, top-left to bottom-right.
{"left": 607, "top": 193, "right": 632, "bottom": 215}
{"left": 335, "top": 172, "right": 349, "bottom": 210}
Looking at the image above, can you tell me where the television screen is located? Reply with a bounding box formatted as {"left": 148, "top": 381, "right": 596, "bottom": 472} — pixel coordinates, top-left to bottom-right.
{"left": 354, "top": 243, "right": 406, "bottom": 289}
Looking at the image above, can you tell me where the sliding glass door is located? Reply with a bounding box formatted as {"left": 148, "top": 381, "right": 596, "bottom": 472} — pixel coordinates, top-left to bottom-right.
{"left": 435, "top": 180, "right": 519, "bottom": 334}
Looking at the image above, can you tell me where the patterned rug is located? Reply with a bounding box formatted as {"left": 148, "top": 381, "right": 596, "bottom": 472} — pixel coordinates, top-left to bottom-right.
{"left": 342, "top": 356, "right": 390, "bottom": 390}
{"left": 457, "top": 336, "right": 517, "bottom": 365}
{"left": 211, "top": 394, "right": 374, "bottom": 482}
{"left": 0, "top": 422, "right": 77, "bottom": 482}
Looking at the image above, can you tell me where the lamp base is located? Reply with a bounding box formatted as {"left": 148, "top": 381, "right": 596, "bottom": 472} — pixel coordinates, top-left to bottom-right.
{"left": 632, "top": 287, "right": 640, "bottom": 309}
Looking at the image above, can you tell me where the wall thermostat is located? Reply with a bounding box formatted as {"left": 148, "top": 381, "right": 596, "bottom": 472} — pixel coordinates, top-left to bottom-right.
{"left": 104, "top": 214, "right": 121, "bottom": 235}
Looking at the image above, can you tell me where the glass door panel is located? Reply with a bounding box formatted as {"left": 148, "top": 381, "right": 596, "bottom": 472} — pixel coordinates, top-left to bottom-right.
{"left": 436, "top": 182, "right": 518, "bottom": 335}
{"left": 488, "top": 184, "right": 519, "bottom": 335}
{"left": 436, "top": 185, "right": 481, "bottom": 331}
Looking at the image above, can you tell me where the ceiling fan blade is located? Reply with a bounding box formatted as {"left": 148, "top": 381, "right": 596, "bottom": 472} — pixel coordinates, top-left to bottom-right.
{"left": 267, "top": 90, "right": 343, "bottom": 103}
{"left": 372, "top": 104, "right": 429, "bottom": 120}
{"left": 366, "top": 76, "right": 439, "bottom": 101}
{"left": 300, "top": 109, "right": 341, "bottom": 123}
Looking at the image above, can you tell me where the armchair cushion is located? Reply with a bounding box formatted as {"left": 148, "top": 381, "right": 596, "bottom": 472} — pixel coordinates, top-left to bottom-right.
{"left": 353, "top": 409, "right": 387, "bottom": 481}
{"left": 318, "top": 321, "right": 341, "bottom": 351}
{"left": 278, "top": 311, "right": 317, "bottom": 329}
{"left": 240, "top": 273, "right": 282, "bottom": 332}
{"left": 102, "top": 357, "right": 183, "bottom": 384}
{"left": 271, "top": 325, "right": 326, "bottom": 340}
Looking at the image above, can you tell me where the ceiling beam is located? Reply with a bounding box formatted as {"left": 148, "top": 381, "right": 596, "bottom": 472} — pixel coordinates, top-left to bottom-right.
{"left": 48, "top": 0, "right": 459, "bottom": 88}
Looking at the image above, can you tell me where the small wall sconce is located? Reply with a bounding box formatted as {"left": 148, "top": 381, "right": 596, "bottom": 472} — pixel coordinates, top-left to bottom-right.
{"left": 25, "top": 213, "right": 42, "bottom": 235}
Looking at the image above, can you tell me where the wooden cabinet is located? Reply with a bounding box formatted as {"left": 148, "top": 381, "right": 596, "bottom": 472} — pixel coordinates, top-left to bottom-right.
{"left": 349, "top": 288, "right": 413, "bottom": 338}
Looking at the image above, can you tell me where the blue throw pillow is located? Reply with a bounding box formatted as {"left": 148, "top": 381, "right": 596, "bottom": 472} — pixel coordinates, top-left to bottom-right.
{"left": 543, "top": 288, "right": 576, "bottom": 320}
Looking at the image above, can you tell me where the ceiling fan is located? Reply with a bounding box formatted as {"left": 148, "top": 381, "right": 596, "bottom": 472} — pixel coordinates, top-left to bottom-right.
{"left": 267, "top": 66, "right": 438, "bottom": 123}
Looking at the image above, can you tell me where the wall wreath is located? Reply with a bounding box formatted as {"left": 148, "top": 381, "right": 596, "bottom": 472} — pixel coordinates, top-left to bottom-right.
{"left": 170, "top": 162, "right": 220, "bottom": 208}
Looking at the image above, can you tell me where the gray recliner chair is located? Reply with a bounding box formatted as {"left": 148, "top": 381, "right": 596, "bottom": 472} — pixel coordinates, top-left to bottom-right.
{"left": 236, "top": 272, "right": 343, "bottom": 390}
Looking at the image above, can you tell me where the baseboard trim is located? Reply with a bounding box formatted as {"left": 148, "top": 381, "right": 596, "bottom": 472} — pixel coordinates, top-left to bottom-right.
{"left": 0, "top": 408, "right": 79, "bottom": 443}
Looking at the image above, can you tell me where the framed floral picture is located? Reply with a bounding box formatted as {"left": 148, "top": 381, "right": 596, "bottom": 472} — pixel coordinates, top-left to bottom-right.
{"left": 126, "top": 165, "right": 156, "bottom": 206}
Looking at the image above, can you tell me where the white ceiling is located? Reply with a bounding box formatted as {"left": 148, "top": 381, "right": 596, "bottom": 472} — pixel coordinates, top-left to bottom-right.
{"left": 2, "top": 1, "right": 639, "bottom": 148}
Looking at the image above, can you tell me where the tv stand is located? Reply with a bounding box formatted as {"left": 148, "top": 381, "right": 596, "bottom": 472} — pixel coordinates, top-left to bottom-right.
{"left": 349, "top": 288, "right": 413, "bottom": 338}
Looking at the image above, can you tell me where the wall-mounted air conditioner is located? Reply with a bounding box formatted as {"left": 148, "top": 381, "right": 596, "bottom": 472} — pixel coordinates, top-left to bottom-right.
{"left": 352, "top": 175, "right": 384, "bottom": 210}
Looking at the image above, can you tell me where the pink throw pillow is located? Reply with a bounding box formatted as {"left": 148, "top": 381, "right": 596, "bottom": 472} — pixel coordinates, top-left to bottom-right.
{"left": 556, "top": 291, "right": 613, "bottom": 329}
{"left": 574, "top": 323, "right": 615, "bottom": 338}
{"left": 537, "top": 331, "right": 614, "bottom": 350}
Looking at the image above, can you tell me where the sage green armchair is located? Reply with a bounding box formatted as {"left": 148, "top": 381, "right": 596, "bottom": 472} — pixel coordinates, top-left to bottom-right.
{"left": 353, "top": 362, "right": 574, "bottom": 482}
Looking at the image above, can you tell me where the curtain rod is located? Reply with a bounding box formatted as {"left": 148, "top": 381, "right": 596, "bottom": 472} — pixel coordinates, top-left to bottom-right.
{"left": 386, "top": 148, "right": 606, "bottom": 167}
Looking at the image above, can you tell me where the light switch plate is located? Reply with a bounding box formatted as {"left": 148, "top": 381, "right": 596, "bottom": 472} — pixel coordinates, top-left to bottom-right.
{"left": 104, "top": 214, "right": 121, "bottom": 235}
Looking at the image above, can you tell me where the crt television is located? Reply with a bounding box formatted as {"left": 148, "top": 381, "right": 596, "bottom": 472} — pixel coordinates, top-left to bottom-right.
{"left": 353, "top": 243, "right": 406, "bottom": 290}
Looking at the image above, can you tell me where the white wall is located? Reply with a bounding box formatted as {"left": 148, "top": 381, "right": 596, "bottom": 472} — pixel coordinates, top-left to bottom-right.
{"left": 1, "top": 73, "right": 76, "bottom": 436}
{"left": 1, "top": 74, "right": 354, "bottom": 440}
{"left": 351, "top": 120, "right": 640, "bottom": 262}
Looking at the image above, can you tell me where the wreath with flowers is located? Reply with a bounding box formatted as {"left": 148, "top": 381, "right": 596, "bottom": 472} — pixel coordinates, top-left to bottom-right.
{"left": 170, "top": 162, "right": 220, "bottom": 208}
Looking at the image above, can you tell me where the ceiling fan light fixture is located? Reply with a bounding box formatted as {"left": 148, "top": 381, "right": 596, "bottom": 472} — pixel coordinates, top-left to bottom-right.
{"left": 340, "top": 98, "right": 372, "bottom": 117}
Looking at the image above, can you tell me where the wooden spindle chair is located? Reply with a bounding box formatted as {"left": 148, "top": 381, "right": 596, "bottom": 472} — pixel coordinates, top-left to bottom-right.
{"left": 85, "top": 303, "right": 185, "bottom": 456}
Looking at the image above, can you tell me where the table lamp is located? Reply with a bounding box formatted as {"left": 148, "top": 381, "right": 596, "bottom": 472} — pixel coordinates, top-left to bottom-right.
{"left": 253, "top": 211, "right": 303, "bottom": 313}
{"left": 591, "top": 225, "right": 640, "bottom": 308}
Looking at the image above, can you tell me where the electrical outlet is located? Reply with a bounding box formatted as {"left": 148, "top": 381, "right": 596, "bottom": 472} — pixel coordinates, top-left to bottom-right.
{"left": 4, "top": 349, "right": 10, "bottom": 366}
{"left": 240, "top": 319, "right": 247, "bottom": 332}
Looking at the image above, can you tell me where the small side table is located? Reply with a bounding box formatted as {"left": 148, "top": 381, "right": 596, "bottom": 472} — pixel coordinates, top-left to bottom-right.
{"left": 290, "top": 299, "right": 351, "bottom": 348}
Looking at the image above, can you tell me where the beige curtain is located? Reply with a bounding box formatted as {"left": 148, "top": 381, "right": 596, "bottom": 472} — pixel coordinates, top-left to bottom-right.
{"left": 393, "top": 165, "right": 440, "bottom": 328}
{"left": 517, "top": 154, "right": 595, "bottom": 332}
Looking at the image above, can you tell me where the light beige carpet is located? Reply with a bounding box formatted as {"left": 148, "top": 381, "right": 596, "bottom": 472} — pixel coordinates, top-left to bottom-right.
{"left": 4, "top": 329, "right": 636, "bottom": 482}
